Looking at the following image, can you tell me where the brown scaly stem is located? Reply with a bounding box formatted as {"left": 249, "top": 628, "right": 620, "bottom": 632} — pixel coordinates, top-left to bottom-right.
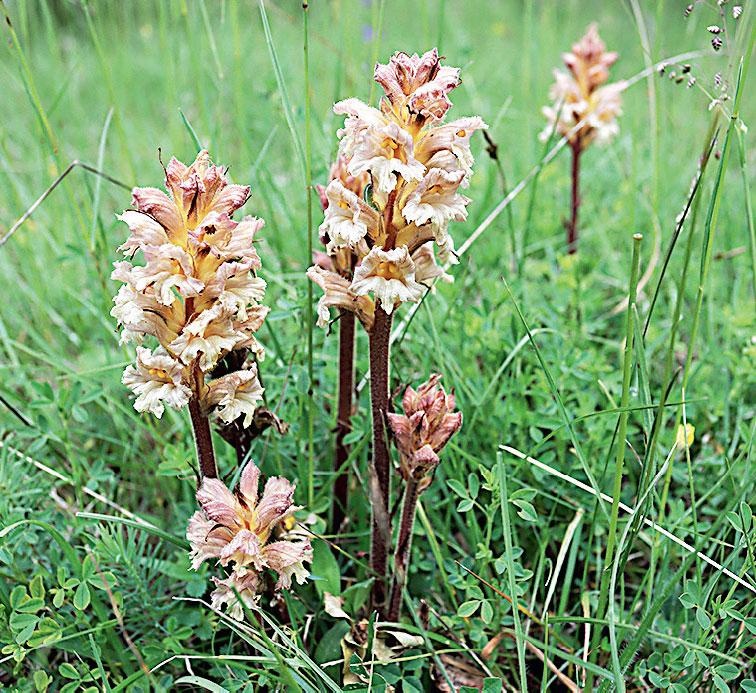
{"left": 189, "top": 396, "right": 218, "bottom": 479}
{"left": 333, "top": 308, "right": 356, "bottom": 533}
{"left": 387, "top": 475, "right": 421, "bottom": 621}
{"left": 184, "top": 298, "right": 218, "bottom": 480}
{"left": 567, "top": 139, "right": 582, "bottom": 254}
{"left": 368, "top": 305, "right": 393, "bottom": 615}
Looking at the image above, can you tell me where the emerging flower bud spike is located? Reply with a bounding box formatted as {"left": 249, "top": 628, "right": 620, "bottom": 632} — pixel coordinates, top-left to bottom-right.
{"left": 388, "top": 373, "right": 463, "bottom": 483}
{"left": 387, "top": 372, "right": 462, "bottom": 621}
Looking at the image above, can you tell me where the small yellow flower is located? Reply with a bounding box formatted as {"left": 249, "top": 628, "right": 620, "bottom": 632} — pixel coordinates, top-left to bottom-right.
{"left": 676, "top": 423, "right": 695, "bottom": 450}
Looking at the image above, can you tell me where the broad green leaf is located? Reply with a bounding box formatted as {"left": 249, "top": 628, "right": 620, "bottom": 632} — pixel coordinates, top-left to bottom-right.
{"left": 457, "top": 600, "right": 480, "bottom": 618}
{"left": 695, "top": 606, "right": 711, "bottom": 630}
{"left": 715, "top": 664, "right": 740, "bottom": 681}
{"left": 511, "top": 499, "right": 537, "bottom": 522}
{"left": 311, "top": 540, "right": 341, "bottom": 597}
{"left": 73, "top": 582, "right": 91, "bottom": 611}
{"left": 58, "top": 663, "right": 79, "bottom": 680}
{"left": 482, "top": 679, "right": 503, "bottom": 693}
{"left": 29, "top": 575, "right": 45, "bottom": 600}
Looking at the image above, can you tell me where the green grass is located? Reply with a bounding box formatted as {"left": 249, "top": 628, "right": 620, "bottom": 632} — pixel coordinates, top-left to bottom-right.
{"left": 0, "top": 0, "right": 754, "bottom": 690}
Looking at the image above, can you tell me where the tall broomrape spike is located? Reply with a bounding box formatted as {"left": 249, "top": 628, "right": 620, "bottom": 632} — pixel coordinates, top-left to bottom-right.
{"left": 387, "top": 374, "right": 462, "bottom": 621}
{"left": 308, "top": 48, "right": 483, "bottom": 614}
{"left": 112, "top": 151, "right": 270, "bottom": 479}
{"left": 541, "top": 24, "right": 624, "bottom": 253}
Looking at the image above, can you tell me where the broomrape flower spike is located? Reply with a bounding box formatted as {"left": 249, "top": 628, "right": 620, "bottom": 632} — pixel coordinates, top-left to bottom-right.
{"left": 542, "top": 24, "right": 625, "bottom": 254}
{"left": 112, "top": 151, "right": 269, "bottom": 478}
{"left": 541, "top": 23, "right": 624, "bottom": 149}
{"left": 387, "top": 374, "right": 461, "bottom": 621}
{"left": 309, "top": 48, "right": 485, "bottom": 327}
{"left": 387, "top": 373, "right": 462, "bottom": 487}
{"left": 308, "top": 48, "right": 484, "bottom": 614}
{"left": 187, "top": 460, "right": 313, "bottom": 620}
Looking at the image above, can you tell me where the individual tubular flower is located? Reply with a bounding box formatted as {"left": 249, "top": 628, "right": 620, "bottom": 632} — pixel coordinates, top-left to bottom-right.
{"left": 412, "top": 241, "right": 453, "bottom": 287}
{"left": 319, "top": 180, "right": 380, "bottom": 251}
{"left": 121, "top": 346, "right": 192, "bottom": 417}
{"left": 306, "top": 265, "right": 375, "bottom": 329}
{"left": 206, "top": 367, "right": 265, "bottom": 427}
{"left": 387, "top": 373, "right": 462, "bottom": 486}
{"left": 209, "top": 572, "right": 260, "bottom": 621}
{"left": 541, "top": 24, "right": 625, "bottom": 148}
{"left": 401, "top": 168, "right": 469, "bottom": 229}
{"left": 187, "top": 460, "right": 313, "bottom": 618}
{"left": 316, "top": 155, "right": 370, "bottom": 210}
{"left": 350, "top": 246, "right": 424, "bottom": 315}
{"left": 111, "top": 152, "right": 268, "bottom": 442}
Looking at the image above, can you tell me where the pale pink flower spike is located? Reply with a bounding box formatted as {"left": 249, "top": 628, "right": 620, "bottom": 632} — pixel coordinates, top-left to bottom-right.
{"left": 541, "top": 24, "right": 625, "bottom": 148}
{"left": 187, "top": 460, "right": 312, "bottom": 618}
{"left": 309, "top": 48, "right": 486, "bottom": 323}
{"left": 112, "top": 151, "right": 268, "bottom": 432}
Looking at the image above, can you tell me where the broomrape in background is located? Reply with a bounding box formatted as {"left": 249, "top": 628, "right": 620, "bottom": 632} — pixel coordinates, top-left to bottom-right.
{"left": 111, "top": 151, "right": 310, "bottom": 617}
{"left": 309, "top": 48, "right": 485, "bottom": 615}
{"left": 542, "top": 24, "right": 625, "bottom": 254}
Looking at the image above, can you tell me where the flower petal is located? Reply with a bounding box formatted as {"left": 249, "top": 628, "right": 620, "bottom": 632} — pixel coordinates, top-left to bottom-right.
{"left": 196, "top": 477, "right": 239, "bottom": 527}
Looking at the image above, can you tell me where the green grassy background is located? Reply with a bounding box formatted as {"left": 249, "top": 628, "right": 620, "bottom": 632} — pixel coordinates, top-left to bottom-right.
{"left": 0, "top": 0, "right": 753, "bottom": 690}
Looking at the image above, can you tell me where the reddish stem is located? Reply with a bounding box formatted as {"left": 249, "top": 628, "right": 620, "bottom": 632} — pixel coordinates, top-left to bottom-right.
{"left": 332, "top": 309, "right": 356, "bottom": 533}
{"left": 189, "top": 397, "right": 218, "bottom": 479}
{"left": 567, "top": 140, "right": 582, "bottom": 255}
{"left": 387, "top": 475, "right": 420, "bottom": 621}
{"left": 368, "top": 305, "right": 393, "bottom": 615}
{"left": 183, "top": 299, "right": 217, "bottom": 480}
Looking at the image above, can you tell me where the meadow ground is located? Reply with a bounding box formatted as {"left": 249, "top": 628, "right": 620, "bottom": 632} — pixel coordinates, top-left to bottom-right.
{"left": 0, "top": 0, "right": 754, "bottom": 690}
